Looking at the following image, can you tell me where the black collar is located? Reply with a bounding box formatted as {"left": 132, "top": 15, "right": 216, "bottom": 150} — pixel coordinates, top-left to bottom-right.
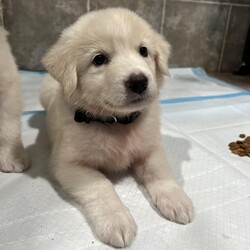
{"left": 74, "top": 109, "right": 141, "bottom": 125}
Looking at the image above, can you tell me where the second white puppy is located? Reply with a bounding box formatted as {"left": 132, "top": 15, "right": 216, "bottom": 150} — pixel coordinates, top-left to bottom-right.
{"left": 40, "top": 8, "right": 193, "bottom": 248}
{"left": 0, "top": 27, "right": 30, "bottom": 173}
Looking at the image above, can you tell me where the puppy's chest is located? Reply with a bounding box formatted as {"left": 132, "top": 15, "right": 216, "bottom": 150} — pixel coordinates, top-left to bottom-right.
{"left": 81, "top": 126, "right": 148, "bottom": 170}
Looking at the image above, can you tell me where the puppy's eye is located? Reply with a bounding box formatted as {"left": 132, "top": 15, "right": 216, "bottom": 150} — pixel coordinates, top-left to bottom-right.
{"left": 139, "top": 46, "right": 148, "bottom": 57}
{"left": 93, "top": 54, "right": 108, "bottom": 66}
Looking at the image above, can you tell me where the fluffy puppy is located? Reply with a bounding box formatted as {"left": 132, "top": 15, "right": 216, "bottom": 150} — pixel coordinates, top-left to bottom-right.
{"left": 0, "top": 27, "right": 29, "bottom": 173}
{"left": 40, "top": 8, "right": 193, "bottom": 248}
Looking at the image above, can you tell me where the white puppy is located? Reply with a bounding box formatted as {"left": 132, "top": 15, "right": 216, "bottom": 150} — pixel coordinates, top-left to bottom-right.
{"left": 0, "top": 27, "right": 29, "bottom": 173}
{"left": 40, "top": 8, "right": 193, "bottom": 248}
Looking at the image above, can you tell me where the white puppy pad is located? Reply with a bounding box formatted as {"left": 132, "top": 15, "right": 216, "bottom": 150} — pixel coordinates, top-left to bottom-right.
{"left": 0, "top": 68, "right": 250, "bottom": 250}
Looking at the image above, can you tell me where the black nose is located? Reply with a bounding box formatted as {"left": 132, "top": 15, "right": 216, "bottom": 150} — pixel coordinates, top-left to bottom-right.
{"left": 125, "top": 74, "right": 148, "bottom": 94}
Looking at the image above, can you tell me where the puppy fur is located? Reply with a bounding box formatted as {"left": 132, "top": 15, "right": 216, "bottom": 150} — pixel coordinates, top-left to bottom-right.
{"left": 0, "top": 27, "right": 30, "bottom": 173}
{"left": 40, "top": 8, "right": 193, "bottom": 248}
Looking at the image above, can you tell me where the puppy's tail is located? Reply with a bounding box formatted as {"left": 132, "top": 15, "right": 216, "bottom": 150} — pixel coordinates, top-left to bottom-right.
{"left": 40, "top": 75, "right": 59, "bottom": 110}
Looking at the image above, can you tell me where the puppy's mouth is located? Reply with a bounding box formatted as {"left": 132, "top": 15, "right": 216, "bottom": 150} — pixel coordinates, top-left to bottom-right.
{"left": 105, "top": 94, "right": 152, "bottom": 110}
{"left": 127, "top": 96, "right": 149, "bottom": 106}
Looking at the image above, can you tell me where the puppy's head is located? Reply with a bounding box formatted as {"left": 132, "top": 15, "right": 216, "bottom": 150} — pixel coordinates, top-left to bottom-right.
{"left": 42, "top": 8, "right": 171, "bottom": 116}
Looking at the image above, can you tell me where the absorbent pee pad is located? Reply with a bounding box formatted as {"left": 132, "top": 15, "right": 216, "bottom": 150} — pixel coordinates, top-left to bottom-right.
{"left": 0, "top": 68, "right": 250, "bottom": 250}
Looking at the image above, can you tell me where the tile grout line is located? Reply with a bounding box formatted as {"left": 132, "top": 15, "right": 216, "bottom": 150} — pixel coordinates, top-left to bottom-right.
{"left": 160, "top": 0, "right": 167, "bottom": 34}
{"left": 86, "top": 0, "right": 90, "bottom": 12}
{"left": 218, "top": 5, "right": 232, "bottom": 72}
{"left": 0, "top": 0, "right": 2, "bottom": 25}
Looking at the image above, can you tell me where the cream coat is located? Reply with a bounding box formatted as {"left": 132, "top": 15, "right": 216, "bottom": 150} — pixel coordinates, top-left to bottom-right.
{"left": 40, "top": 8, "right": 193, "bottom": 248}
{"left": 0, "top": 27, "right": 29, "bottom": 172}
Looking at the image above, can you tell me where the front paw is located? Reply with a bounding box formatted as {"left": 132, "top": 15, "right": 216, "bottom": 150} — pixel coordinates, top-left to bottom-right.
{"left": 91, "top": 205, "right": 137, "bottom": 248}
{"left": 0, "top": 143, "right": 30, "bottom": 173}
{"left": 0, "top": 155, "right": 30, "bottom": 173}
{"left": 0, "top": 158, "right": 30, "bottom": 173}
{"left": 149, "top": 183, "right": 194, "bottom": 224}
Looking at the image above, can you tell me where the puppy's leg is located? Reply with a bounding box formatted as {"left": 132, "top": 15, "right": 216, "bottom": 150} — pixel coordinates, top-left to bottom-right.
{"left": 53, "top": 163, "right": 137, "bottom": 247}
{"left": 133, "top": 147, "right": 193, "bottom": 224}
{"left": 0, "top": 27, "right": 30, "bottom": 173}
{"left": 0, "top": 113, "right": 30, "bottom": 173}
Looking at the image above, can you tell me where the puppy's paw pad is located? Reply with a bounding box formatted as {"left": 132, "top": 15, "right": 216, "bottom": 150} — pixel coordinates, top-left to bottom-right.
{"left": 154, "top": 187, "right": 194, "bottom": 224}
{"left": 95, "top": 209, "right": 137, "bottom": 247}
{"left": 0, "top": 157, "right": 30, "bottom": 173}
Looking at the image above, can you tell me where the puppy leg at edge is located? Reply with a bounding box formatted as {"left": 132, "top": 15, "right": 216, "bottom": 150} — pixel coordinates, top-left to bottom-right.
{"left": 52, "top": 163, "right": 137, "bottom": 247}
{"left": 133, "top": 147, "right": 194, "bottom": 224}
{"left": 0, "top": 27, "right": 30, "bottom": 173}
{"left": 0, "top": 113, "right": 30, "bottom": 173}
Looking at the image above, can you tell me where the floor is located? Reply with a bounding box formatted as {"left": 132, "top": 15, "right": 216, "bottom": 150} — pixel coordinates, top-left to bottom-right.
{"left": 1, "top": 68, "right": 250, "bottom": 250}
{"left": 209, "top": 73, "right": 250, "bottom": 91}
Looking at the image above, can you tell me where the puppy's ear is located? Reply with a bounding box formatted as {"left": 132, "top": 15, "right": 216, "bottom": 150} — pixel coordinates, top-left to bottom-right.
{"left": 42, "top": 42, "right": 77, "bottom": 96}
{"left": 154, "top": 34, "right": 171, "bottom": 77}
